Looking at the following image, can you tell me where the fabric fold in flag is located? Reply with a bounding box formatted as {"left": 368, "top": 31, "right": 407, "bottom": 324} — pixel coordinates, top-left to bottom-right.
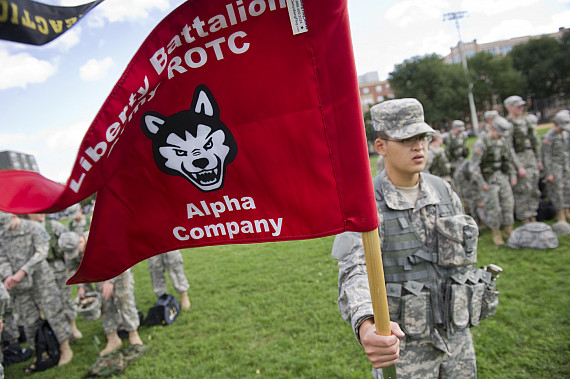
{"left": 0, "top": 0, "right": 378, "bottom": 283}
{"left": 0, "top": 0, "right": 104, "bottom": 46}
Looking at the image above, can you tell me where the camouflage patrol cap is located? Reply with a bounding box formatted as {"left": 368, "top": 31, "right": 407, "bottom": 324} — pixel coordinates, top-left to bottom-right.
{"left": 0, "top": 211, "right": 12, "bottom": 231}
{"left": 58, "top": 231, "right": 79, "bottom": 252}
{"left": 504, "top": 95, "right": 525, "bottom": 108}
{"left": 484, "top": 110, "right": 499, "bottom": 121}
{"left": 492, "top": 116, "right": 512, "bottom": 137}
{"left": 370, "top": 98, "right": 434, "bottom": 139}
{"left": 67, "top": 204, "right": 80, "bottom": 218}
{"left": 554, "top": 110, "right": 570, "bottom": 132}
{"left": 451, "top": 120, "right": 465, "bottom": 130}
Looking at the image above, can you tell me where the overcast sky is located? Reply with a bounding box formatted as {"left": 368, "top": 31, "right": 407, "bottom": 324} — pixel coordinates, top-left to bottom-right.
{"left": 1, "top": 0, "right": 568, "bottom": 182}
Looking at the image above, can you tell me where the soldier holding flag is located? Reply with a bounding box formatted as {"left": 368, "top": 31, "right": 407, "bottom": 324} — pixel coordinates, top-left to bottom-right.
{"left": 333, "top": 99, "right": 495, "bottom": 378}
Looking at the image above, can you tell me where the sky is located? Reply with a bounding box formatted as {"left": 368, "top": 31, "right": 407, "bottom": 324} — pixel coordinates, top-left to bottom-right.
{"left": 0, "top": 0, "right": 568, "bottom": 183}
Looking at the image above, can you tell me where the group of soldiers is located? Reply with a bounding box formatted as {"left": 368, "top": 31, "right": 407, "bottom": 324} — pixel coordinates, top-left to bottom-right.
{"left": 0, "top": 204, "right": 192, "bottom": 374}
{"left": 424, "top": 95, "right": 570, "bottom": 245}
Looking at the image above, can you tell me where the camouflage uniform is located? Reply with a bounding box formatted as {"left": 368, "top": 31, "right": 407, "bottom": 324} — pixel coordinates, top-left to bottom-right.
{"left": 333, "top": 172, "right": 479, "bottom": 379}
{"left": 147, "top": 250, "right": 190, "bottom": 298}
{"left": 42, "top": 219, "right": 78, "bottom": 324}
{"left": 334, "top": 99, "right": 495, "bottom": 378}
{"left": 99, "top": 270, "right": 140, "bottom": 335}
{"left": 0, "top": 282, "right": 10, "bottom": 378}
{"left": 424, "top": 144, "right": 454, "bottom": 189}
{"left": 453, "top": 161, "right": 485, "bottom": 225}
{"left": 507, "top": 115, "right": 542, "bottom": 220}
{"left": 0, "top": 217, "right": 71, "bottom": 350}
{"left": 470, "top": 132, "right": 515, "bottom": 230}
{"left": 541, "top": 115, "right": 570, "bottom": 212}
{"left": 443, "top": 123, "right": 468, "bottom": 176}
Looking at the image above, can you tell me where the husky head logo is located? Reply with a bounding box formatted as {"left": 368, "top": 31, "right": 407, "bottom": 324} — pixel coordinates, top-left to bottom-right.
{"left": 141, "top": 85, "right": 237, "bottom": 192}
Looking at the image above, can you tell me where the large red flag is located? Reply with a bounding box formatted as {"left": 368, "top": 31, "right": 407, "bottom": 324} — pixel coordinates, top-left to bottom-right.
{"left": 0, "top": 0, "right": 378, "bottom": 283}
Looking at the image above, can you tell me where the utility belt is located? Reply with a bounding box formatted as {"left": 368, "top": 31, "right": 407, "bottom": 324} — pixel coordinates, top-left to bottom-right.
{"left": 386, "top": 266, "right": 500, "bottom": 338}
{"left": 482, "top": 164, "right": 508, "bottom": 181}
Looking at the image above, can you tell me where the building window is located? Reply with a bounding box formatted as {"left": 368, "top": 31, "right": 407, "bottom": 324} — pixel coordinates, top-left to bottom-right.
{"left": 362, "top": 87, "right": 370, "bottom": 94}
{"left": 377, "top": 96, "right": 384, "bottom": 102}
{"left": 385, "top": 83, "right": 390, "bottom": 90}
{"left": 376, "top": 85, "right": 383, "bottom": 92}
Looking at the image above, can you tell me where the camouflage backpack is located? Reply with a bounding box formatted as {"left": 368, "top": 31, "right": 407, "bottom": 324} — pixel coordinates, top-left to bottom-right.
{"left": 507, "top": 222, "right": 559, "bottom": 249}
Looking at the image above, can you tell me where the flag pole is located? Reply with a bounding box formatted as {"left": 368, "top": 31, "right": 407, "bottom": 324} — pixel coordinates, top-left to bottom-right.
{"left": 362, "top": 229, "right": 398, "bottom": 379}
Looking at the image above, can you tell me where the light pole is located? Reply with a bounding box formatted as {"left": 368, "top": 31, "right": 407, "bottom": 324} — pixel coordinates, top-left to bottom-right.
{"left": 443, "top": 11, "right": 479, "bottom": 133}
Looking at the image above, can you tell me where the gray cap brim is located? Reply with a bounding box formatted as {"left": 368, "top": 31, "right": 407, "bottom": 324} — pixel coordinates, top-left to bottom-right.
{"left": 384, "top": 122, "right": 435, "bottom": 139}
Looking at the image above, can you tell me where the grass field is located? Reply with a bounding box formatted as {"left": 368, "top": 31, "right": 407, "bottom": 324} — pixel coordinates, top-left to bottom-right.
{"left": 5, "top": 122, "right": 569, "bottom": 378}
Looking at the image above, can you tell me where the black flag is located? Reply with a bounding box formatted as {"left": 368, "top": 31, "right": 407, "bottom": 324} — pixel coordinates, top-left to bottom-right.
{"left": 0, "top": 0, "right": 103, "bottom": 45}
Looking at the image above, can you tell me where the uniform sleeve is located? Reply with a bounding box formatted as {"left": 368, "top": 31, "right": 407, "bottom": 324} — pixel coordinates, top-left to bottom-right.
{"left": 542, "top": 135, "right": 553, "bottom": 177}
{"left": 505, "top": 136, "right": 522, "bottom": 169}
{"left": 20, "top": 224, "right": 50, "bottom": 274}
{"left": 469, "top": 141, "right": 487, "bottom": 188}
{"left": 532, "top": 128, "right": 541, "bottom": 163}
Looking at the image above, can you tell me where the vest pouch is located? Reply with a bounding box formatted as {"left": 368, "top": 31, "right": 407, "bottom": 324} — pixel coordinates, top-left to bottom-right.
{"left": 386, "top": 283, "right": 402, "bottom": 323}
{"left": 481, "top": 285, "right": 499, "bottom": 320}
{"left": 436, "top": 214, "right": 478, "bottom": 267}
{"left": 400, "top": 292, "right": 430, "bottom": 338}
{"left": 449, "top": 284, "right": 470, "bottom": 334}
{"left": 469, "top": 283, "right": 485, "bottom": 326}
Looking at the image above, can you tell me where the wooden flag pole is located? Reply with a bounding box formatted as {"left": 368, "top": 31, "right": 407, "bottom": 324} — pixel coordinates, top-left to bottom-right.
{"left": 362, "top": 229, "right": 398, "bottom": 379}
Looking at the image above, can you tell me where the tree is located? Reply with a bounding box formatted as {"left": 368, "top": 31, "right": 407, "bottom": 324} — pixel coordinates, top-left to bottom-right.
{"left": 509, "top": 31, "right": 570, "bottom": 115}
{"left": 467, "top": 52, "right": 526, "bottom": 112}
{"left": 388, "top": 54, "right": 469, "bottom": 129}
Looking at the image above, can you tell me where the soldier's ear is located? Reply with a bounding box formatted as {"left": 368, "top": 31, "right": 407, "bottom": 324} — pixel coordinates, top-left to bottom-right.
{"left": 375, "top": 138, "right": 387, "bottom": 156}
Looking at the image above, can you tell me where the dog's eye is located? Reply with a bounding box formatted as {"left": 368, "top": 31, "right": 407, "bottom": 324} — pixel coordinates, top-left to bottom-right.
{"left": 174, "top": 149, "right": 187, "bottom": 156}
{"left": 204, "top": 138, "right": 213, "bottom": 150}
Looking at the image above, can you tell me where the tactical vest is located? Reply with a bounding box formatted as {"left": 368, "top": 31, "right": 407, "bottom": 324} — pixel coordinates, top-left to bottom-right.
{"left": 509, "top": 117, "right": 535, "bottom": 153}
{"left": 374, "top": 173, "right": 476, "bottom": 329}
{"left": 447, "top": 134, "right": 465, "bottom": 160}
{"left": 479, "top": 135, "right": 509, "bottom": 181}
{"left": 429, "top": 148, "right": 450, "bottom": 177}
{"left": 45, "top": 220, "right": 64, "bottom": 262}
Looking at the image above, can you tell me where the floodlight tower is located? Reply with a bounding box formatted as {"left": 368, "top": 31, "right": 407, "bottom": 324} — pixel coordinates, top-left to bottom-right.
{"left": 443, "top": 11, "right": 479, "bottom": 133}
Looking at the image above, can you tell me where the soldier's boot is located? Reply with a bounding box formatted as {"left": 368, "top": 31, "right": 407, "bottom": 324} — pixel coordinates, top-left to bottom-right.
{"left": 58, "top": 339, "right": 73, "bottom": 366}
{"left": 504, "top": 225, "right": 513, "bottom": 240}
{"left": 180, "top": 291, "right": 191, "bottom": 310}
{"left": 99, "top": 332, "right": 122, "bottom": 357}
{"left": 491, "top": 229, "right": 504, "bottom": 246}
{"left": 128, "top": 330, "right": 143, "bottom": 346}
{"left": 557, "top": 209, "right": 567, "bottom": 223}
{"left": 69, "top": 319, "right": 83, "bottom": 339}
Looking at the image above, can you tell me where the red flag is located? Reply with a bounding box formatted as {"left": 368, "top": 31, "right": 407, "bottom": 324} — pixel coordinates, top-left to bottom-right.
{"left": 0, "top": 0, "right": 378, "bottom": 283}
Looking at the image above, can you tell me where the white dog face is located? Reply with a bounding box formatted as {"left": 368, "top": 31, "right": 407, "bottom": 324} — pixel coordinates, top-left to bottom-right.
{"left": 142, "top": 85, "right": 237, "bottom": 192}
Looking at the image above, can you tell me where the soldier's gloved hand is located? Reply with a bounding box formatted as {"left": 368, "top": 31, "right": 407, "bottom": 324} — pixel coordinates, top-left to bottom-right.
{"left": 359, "top": 319, "right": 405, "bottom": 369}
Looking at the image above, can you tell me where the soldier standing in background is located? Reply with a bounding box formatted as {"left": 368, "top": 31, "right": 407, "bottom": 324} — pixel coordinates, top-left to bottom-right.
{"left": 148, "top": 250, "right": 191, "bottom": 310}
{"left": 67, "top": 204, "right": 90, "bottom": 233}
{"left": 0, "top": 212, "right": 73, "bottom": 369}
{"left": 423, "top": 131, "right": 453, "bottom": 187}
{"left": 541, "top": 110, "right": 570, "bottom": 223}
{"left": 504, "top": 95, "right": 542, "bottom": 223}
{"left": 28, "top": 214, "right": 83, "bottom": 340}
{"left": 443, "top": 120, "right": 468, "bottom": 176}
{"left": 58, "top": 231, "right": 143, "bottom": 356}
{"left": 470, "top": 117, "right": 516, "bottom": 245}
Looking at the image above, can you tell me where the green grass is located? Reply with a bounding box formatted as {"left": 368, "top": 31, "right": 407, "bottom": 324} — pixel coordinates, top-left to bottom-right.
{"left": 6, "top": 135, "right": 568, "bottom": 377}
{"left": 6, "top": 228, "right": 568, "bottom": 378}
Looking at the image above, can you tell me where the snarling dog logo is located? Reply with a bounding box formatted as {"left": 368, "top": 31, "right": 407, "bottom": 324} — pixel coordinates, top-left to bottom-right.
{"left": 141, "top": 85, "right": 237, "bottom": 192}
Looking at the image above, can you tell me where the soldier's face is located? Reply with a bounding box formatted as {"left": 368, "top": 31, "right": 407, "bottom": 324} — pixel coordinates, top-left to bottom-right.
{"left": 508, "top": 105, "right": 524, "bottom": 117}
{"left": 376, "top": 136, "right": 428, "bottom": 176}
